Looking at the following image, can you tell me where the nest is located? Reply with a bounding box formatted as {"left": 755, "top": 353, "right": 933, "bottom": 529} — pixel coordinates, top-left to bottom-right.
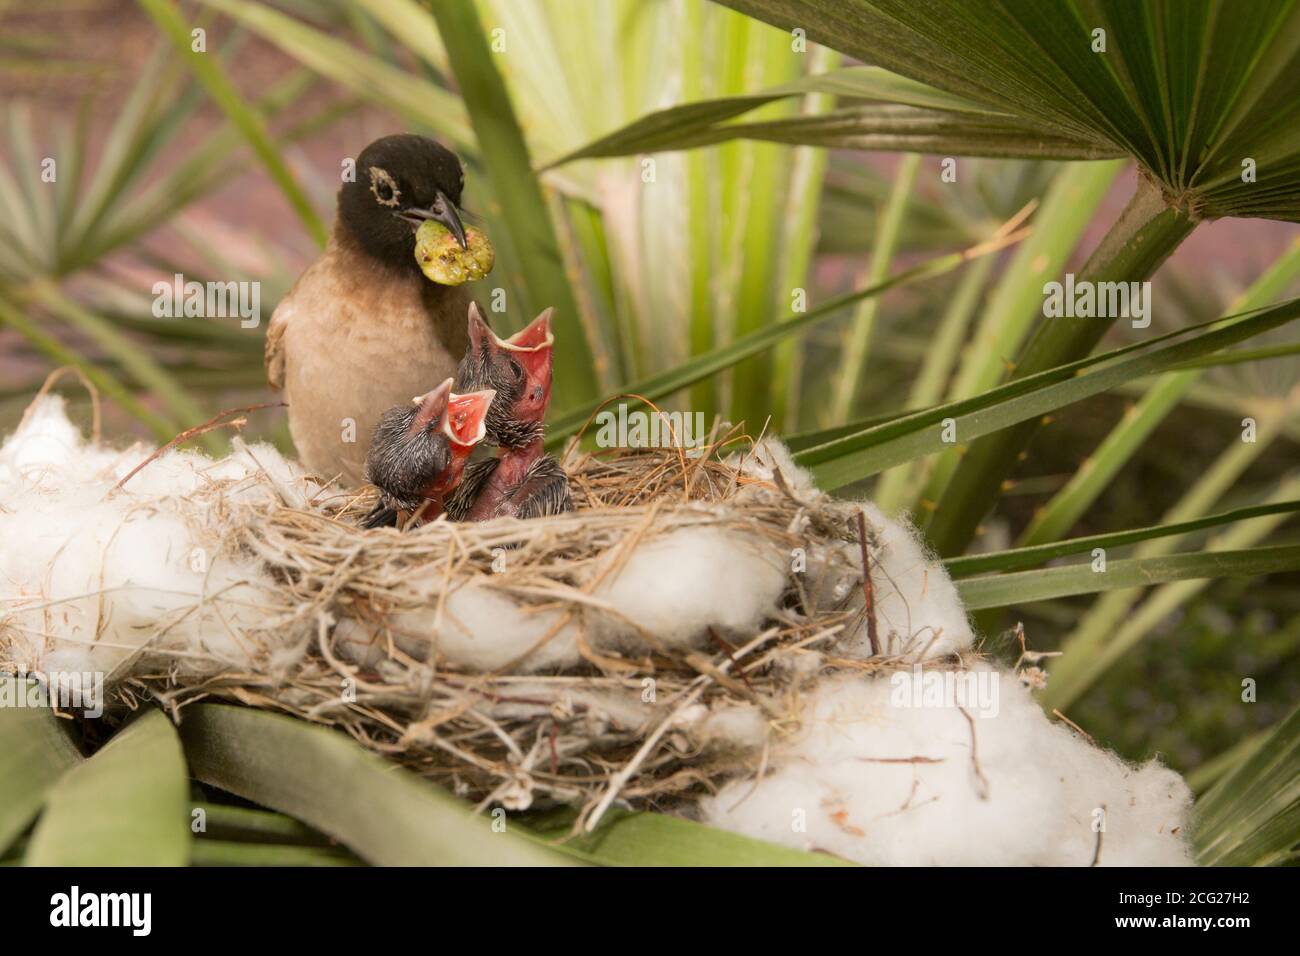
{"left": 95, "top": 423, "right": 907, "bottom": 831}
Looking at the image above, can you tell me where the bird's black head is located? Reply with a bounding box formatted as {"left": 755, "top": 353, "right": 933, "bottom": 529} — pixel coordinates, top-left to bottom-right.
{"left": 338, "top": 134, "right": 467, "bottom": 270}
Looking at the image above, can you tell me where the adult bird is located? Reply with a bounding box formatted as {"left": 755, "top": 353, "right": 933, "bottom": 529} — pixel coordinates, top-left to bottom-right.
{"left": 446, "top": 304, "right": 573, "bottom": 521}
{"left": 265, "top": 134, "right": 474, "bottom": 486}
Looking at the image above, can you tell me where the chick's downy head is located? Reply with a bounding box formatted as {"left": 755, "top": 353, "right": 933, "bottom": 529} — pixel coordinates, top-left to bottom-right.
{"left": 456, "top": 303, "right": 554, "bottom": 448}
{"left": 365, "top": 377, "right": 494, "bottom": 509}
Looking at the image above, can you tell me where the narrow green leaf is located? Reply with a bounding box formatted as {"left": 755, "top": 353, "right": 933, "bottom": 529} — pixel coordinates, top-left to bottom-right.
{"left": 726, "top": 26, "right": 804, "bottom": 427}
{"left": 1186, "top": 731, "right": 1269, "bottom": 796}
{"left": 190, "top": 839, "right": 363, "bottom": 866}
{"left": 649, "top": 104, "right": 1126, "bottom": 159}
{"left": 917, "top": 161, "right": 1122, "bottom": 518}
{"left": 352, "top": 0, "right": 448, "bottom": 75}
{"left": 937, "top": 184, "right": 1201, "bottom": 555}
{"left": 178, "top": 704, "right": 581, "bottom": 866}
{"left": 546, "top": 243, "right": 985, "bottom": 445}
{"left": 192, "top": 801, "right": 332, "bottom": 845}
{"left": 526, "top": 808, "right": 852, "bottom": 867}
{"left": 1044, "top": 469, "right": 1300, "bottom": 711}
{"left": 0, "top": 293, "right": 178, "bottom": 442}
{"left": 1018, "top": 239, "right": 1300, "bottom": 547}
{"left": 138, "top": 0, "right": 328, "bottom": 247}
{"left": 771, "top": 44, "right": 842, "bottom": 429}
{"left": 31, "top": 282, "right": 217, "bottom": 451}
{"left": 873, "top": 256, "right": 992, "bottom": 513}
{"left": 945, "top": 500, "right": 1300, "bottom": 578}
{"left": 1195, "top": 704, "right": 1300, "bottom": 867}
{"left": 195, "top": 0, "right": 473, "bottom": 150}
{"left": 543, "top": 65, "right": 1050, "bottom": 166}
{"left": 0, "top": 678, "right": 83, "bottom": 855}
{"left": 81, "top": 69, "right": 330, "bottom": 271}
{"left": 830, "top": 152, "right": 919, "bottom": 423}
{"left": 955, "top": 544, "right": 1300, "bottom": 611}
{"left": 429, "top": 0, "right": 597, "bottom": 411}
{"left": 715, "top": 0, "right": 1300, "bottom": 221}
{"left": 26, "top": 710, "right": 190, "bottom": 866}
{"left": 796, "top": 298, "right": 1300, "bottom": 490}
{"left": 1017, "top": 371, "right": 1195, "bottom": 547}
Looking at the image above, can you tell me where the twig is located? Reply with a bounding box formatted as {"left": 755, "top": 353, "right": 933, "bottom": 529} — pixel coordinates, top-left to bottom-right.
{"left": 957, "top": 706, "right": 990, "bottom": 800}
{"left": 22, "top": 366, "right": 102, "bottom": 443}
{"left": 856, "top": 510, "right": 881, "bottom": 657}
{"left": 112, "top": 402, "right": 284, "bottom": 491}
{"left": 1051, "top": 708, "right": 1095, "bottom": 744}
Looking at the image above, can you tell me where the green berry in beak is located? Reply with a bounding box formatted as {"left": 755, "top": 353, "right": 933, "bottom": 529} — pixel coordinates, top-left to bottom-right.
{"left": 414, "top": 220, "right": 495, "bottom": 286}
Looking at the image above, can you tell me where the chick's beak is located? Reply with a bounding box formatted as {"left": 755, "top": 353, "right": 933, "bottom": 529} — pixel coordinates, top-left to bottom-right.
{"left": 443, "top": 388, "right": 496, "bottom": 447}
{"left": 409, "top": 378, "right": 453, "bottom": 436}
{"left": 505, "top": 309, "right": 554, "bottom": 352}
{"left": 503, "top": 309, "right": 555, "bottom": 395}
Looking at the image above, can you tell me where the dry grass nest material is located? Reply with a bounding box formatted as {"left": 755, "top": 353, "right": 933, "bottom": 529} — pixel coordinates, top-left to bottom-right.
{"left": 118, "top": 428, "right": 916, "bottom": 830}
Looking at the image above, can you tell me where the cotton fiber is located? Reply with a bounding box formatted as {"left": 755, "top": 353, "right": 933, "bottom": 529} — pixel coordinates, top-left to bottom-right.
{"left": 701, "top": 666, "right": 1193, "bottom": 866}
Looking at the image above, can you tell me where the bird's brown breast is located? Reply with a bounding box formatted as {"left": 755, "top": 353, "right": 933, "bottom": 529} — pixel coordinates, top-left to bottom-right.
{"left": 270, "top": 227, "right": 472, "bottom": 487}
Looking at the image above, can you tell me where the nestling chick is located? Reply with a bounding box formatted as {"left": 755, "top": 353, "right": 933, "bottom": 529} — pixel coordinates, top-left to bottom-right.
{"left": 265, "top": 134, "right": 477, "bottom": 486}
{"left": 362, "top": 378, "right": 494, "bottom": 528}
{"left": 446, "top": 305, "right": 573, "bottom": 521}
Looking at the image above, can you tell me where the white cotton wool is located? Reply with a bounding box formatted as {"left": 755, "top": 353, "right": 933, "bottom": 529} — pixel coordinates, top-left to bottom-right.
{"left": 841, "top": 502, "right": 974, "bottom": 661}
{"left": 701, "top": 668, "right": 1194, "bottom": 866}
{"left": 734, "top": 438, "right": 973, "bottom": 662}
{"left": 591, "top": 526, "right": 789, "bottom": 652}
{"left": 352, "top": 524, "right": 791, "bottom": 673}
{"left": 0, "top": 396, "right": 306, "bottom": 682}
{"left": 335, "top": 582, "right": 583, "bottom": 673}
{"left": 431, "top": 584, "right": 582, "bottom": 671}
{"left": 689, "top": 701, "right": 769, "bottom": 751}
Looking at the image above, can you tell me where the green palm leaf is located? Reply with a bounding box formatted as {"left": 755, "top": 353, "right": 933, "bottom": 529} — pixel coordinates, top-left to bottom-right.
{"left": 1195, "top": 704, "right": 1300, "bottom": 866}
{"left": 526, "top": 808, "right": 851, "bottom": 866}
{"left": 543, "top": 65, "right": 1107, "bottom": 165}
{"left": 178, "top": 703, "right": 579, "bottom": 866}
{"left": 719, "top": 0, "right": 1300, "bottom": 220}
{"left": 945, "top": 499, "right": 1300, "bottom": 578}
{"left": 794, "top": 297, "right": 1300, "bottom": 489}
{"left": 138, "top": 0, "right": 328, "bottom": 247}
{"left": 0, "top": 678, "right": 83, "bottom": 856}
{"left": 428, "top": 0, "right": 598, "bottom": 410}
{"left": 955, "top": 544, "right": 1300, "bottom": 610}
{"left": 545, "top": 233, "right": 1017, "bottom": 445}
{"left": 26, "top": 710, "right": 189, "bottom": 866}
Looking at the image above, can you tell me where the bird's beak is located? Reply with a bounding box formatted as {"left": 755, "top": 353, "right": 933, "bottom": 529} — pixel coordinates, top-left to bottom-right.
{"left": 466, "top": 301, "right": 493, "bottom": 353}
{"left": 499, "top": 308, "right": 555, "bottom": 387}
{"left": 400, "top": 189, "right": 467, "bottom": 249}
{"left": 432, "top": 190, "right": 467, "bottom": 249}
{"left": 501, "top": 308, "right": 554, "bottom": 353}
{"left": 443, "top": 388, "right": 495, "bottom": 448}
{"left": 409, "top": 377, "right": 454, "bottom": 436}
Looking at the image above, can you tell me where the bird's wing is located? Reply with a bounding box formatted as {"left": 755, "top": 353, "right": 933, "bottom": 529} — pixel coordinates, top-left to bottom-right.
{"left": 264, "top": 291, "right": 295, "bottom": 391}
{"left": 512, "top": 456, "right": 573, "bottom": 519}
{"left": 445, "top": 456, "right": 499, "bottom": 521}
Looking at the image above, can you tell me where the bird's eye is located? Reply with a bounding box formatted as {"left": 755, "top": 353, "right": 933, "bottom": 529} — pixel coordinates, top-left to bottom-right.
{"left": 368, "top": 166, "right": 401, "bottom": 208}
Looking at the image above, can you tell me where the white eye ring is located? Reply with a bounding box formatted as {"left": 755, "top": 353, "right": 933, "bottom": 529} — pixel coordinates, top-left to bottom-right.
{"left": 368, "top": 166, "right": 401, "bottom": 208}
